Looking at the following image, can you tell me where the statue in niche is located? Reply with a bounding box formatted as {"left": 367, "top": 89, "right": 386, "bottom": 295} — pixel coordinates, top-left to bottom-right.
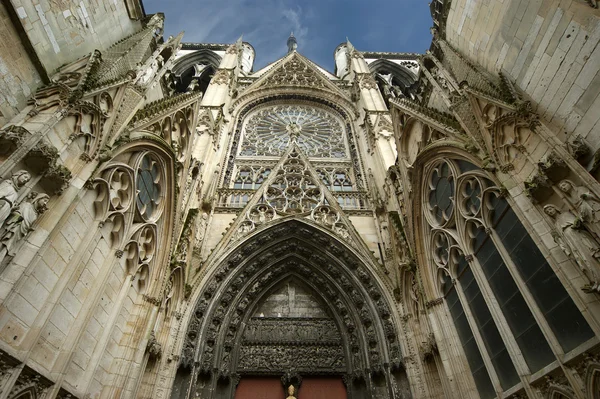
{"left": 0, "top": 192, "right": 50, "bottom": 264}
{"left": 286, "top": 385, "right": 297, "bottom": 399}
{"left": 0, "top": 170, "right": 32, "bottom": 228}
{"left": 558, "top": 179, "right": 600, "bottom": 238}
{"left": 544, "top": 204, "right": 600, "bottom": 293}
{"left": 194, "top": 212, "right": 208, "bottom": 248}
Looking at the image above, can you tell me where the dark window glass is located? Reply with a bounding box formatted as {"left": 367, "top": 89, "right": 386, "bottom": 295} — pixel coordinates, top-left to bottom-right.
{"left": 446, "top": 287, "right": 496, "bottom": 399}
{"left": 429, "top": 163, "right": 454, "bottom": 223}
{"left": 473, "top": 230, "right": 555, "bottom": 371}
{"left": 459, "top": 261, "right": 520, "bottom": 389}
{"left": 456, "top": 159, "right": 479, "bottom": 173}
{"left": 493, "top": 205, "right": 595, "bottom": 352}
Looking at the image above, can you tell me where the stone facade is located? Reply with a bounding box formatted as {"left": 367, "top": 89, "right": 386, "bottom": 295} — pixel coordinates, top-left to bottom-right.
{"left": 0, "top": 1, "right": 598, "bottom": 399}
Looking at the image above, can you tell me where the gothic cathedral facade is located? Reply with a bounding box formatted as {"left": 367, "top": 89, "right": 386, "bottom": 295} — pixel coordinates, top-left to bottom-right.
{"left": 0, "top": 0, "right": 599, "bottom": 398}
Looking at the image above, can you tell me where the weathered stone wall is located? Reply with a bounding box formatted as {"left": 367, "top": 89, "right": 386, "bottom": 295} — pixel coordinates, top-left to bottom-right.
{"left": 445, "top": 0, "right": 600, "bottom": 150}
{"left": 9, "top": 0, "right": 142, "bottom": 74}
{"left": 0, "top": 0, "right": 143, "bottom": 127}
{"left": 0, "top": 2, "right": 41, "bottom": 127}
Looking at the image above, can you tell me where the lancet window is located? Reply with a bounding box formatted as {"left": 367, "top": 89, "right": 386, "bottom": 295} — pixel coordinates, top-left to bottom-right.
{"left": 233, "top": 167, "right": 271, "bottom": 190}
{"left": 425, "top": 158, "right": 594, "bottom": 397}
{"left": 316, "top": 168, "right": 353, "bottom": 192}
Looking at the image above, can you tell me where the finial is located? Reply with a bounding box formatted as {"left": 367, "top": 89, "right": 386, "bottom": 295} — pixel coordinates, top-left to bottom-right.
{"left": 287, "top": 32, "right": 298, "bottom": 53}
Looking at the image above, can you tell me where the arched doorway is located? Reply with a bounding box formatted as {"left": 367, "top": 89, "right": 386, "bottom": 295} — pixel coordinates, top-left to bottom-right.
{"left": 173, "top": 220, "right": 408, "bottom": 399}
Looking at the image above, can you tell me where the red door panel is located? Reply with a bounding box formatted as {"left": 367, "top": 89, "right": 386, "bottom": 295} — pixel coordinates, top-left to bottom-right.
{"left": 298, "top": 377, "right": 347, "bottom": 399}
{"left": 234, "top": 377, "right": 284, "bottom": 399}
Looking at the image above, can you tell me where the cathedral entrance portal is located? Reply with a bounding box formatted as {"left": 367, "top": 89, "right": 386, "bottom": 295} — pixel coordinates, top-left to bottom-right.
{"left": 233, "top": 377, "right": 347, "bottom": 399}
{"left": 174, "top": 220, "right": 408, "bottom": 399}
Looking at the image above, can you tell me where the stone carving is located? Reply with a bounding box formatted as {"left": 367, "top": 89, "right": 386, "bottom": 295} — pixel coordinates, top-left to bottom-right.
{"left": 0, "top": 192, "right": 49, "bottom": 264}
{"left": 358, "top": 74, "right": 378, "bottom": 90}
{"left": 558, "top": 179, "right": 600, "bottom": 239}
{"left": 137, "top": 54, "right": 164, "bottom": 85}
{"left": 0, "top": 171, "right": 31, "bottom": 227}
{"left": 212, "top": 69, "right": 231, "bottom": 85}
{"left": 194, "top": 212, "right": 209, "bottom": 249}
{"left": 544, "top": 204, "right": 600, "bottom": 293}
{"left": 9, "top": 367, "right": 52, "bottom": 399}
{"left": 0, "top": 126, "right": 30, "bottom": 158}
{"left": 243, "top": 318, "right": 341, "bottom": 344}
{"left": 146, "top": 331, "right": 162, "bottom": 360}
{"left": 261, "top": 55, "right": 325, "bottom": 88}
{"left": 238, "top": 344, "right": 345, "bottom": 372}
{"left": 285, "top": 385, "right": 297, "bottom": 399}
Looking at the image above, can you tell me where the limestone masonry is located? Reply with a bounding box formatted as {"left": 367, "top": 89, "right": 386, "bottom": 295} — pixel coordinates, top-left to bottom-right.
{"left": 0, "top": 0, "right": 599, "bottom": 398}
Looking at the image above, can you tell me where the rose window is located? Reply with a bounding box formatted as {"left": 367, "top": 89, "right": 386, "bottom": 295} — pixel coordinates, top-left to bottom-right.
{"left": 239, "top": 105, "right": 347, "bottom": 158}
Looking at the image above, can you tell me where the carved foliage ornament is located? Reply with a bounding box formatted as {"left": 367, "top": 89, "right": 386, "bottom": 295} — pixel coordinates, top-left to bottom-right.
{"left": 261, "top": 56, "right": 325, "bottom": 88}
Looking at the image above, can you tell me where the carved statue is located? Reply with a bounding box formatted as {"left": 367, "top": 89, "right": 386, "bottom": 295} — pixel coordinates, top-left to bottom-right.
{"left": 138, "top": 55, "right": 164, "bottom": 85}
{"left": 194, "top": 212, "right": 208, "bottom": 248}
{"left": 558, "top": 179, "right": 600, "bottom": 238}
{"left": 286, "top": 385, "right": 297, "bottom": 399}
{"left": 0, "top": 192, "right": 49, "bottom": 264}
{"left": 0, "top": 170, "right": 32, "bottom": 228}
{"left": 544, "top": 204, "right": 600, "bottom": 292}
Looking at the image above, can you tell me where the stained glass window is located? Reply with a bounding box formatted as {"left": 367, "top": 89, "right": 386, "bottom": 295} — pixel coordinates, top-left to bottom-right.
{"left": 425, "top": 158, "right": 593, "bottom": 395}
{"left": 136, "top": 154, "right": 162, "bottom": 220}
{"left": 239, "top": 105, "right": 347, "bottom": 158}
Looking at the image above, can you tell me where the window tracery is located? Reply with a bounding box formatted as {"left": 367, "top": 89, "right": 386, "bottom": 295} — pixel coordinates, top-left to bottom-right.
{"left": 239, "top": 105, "right": 347, "bottom": 158}
{"left": 233, "top": 167, "right": 271, "bottom": 190}
{"left": 94, "top": 150, "right": 168, "bottom": 294}
{"left": 424, "top": 158, "right": 594, "bottom": 397}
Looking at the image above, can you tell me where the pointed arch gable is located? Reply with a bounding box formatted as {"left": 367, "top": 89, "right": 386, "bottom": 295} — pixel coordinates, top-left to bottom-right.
{"left": 222, "top": 94, "right": 364, "bottom": 200}
{"left": 93, "top": 138, "right": 178, "bottom": 294}
{"left": 410, "top": 146, "right": 595, "bottom": 398}
{"left": 175, "top": 219, "right": 403, "bottom": 396}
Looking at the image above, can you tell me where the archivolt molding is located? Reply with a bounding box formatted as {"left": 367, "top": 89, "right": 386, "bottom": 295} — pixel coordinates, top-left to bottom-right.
{"left": 179, "top": 220, "right": 402, "bottom": 382}
{"left": 582, "top": 353, "right": 600, "bottom": 399}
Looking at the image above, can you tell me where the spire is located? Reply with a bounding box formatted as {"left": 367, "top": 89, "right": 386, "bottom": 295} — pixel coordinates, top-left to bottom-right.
{"left": 287, "top": 32, "right": 298, "bottom": 53}
{"left": 346, "top": 37, "right": 355, "bottom": 53}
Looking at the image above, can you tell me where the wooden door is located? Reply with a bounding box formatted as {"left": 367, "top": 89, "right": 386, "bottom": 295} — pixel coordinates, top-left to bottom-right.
{"left": 234, "top": 377, "right": 284, "bottom": 399}
{"left": 298, "top": 377, "right": 347, "bottom": 399}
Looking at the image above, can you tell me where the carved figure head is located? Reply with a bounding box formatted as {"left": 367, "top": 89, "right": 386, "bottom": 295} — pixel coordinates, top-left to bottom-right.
{"left": 543, "top": 204, "right": 560, "bottom": 218}
{"left": 32, "top": 193, "right": 50, "bottom": 213}
{"left": 12, "top": 170, "right": 31, "bottom": 187}
{"left": 558, "top": 180, "right": 573, "bottom": 193}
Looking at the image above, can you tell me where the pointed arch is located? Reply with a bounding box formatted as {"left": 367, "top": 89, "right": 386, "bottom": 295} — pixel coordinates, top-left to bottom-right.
{"left": 410, "top": 146, "right": 595, "bottom": 398}
{"left": 174, "top": 219, "right": 403, "bottom": 398}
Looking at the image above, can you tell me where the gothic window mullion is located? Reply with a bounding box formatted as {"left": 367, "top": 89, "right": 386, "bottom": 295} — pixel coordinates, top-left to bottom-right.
{"left": 487, "top": 196, "right": 596, "bottom": 354}
{"left": 462, "top": 188, "right": 557, "bottom": 372}
{"left": 452, "top": 274, "right": 507, "bottom": 397}
{"left": 459, "top": 245, "right": 535, "bottom": 382}
{"left": 484, "top": 227, "right": 565, "bottom": 357}
{"left": 439, "top": 276, "right": 497, "bottom": 399}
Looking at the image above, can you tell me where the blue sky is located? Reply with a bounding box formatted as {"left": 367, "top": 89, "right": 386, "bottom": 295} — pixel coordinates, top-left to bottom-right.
{"left": 142, "top": 0, "right": 433, "bottom": 71}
